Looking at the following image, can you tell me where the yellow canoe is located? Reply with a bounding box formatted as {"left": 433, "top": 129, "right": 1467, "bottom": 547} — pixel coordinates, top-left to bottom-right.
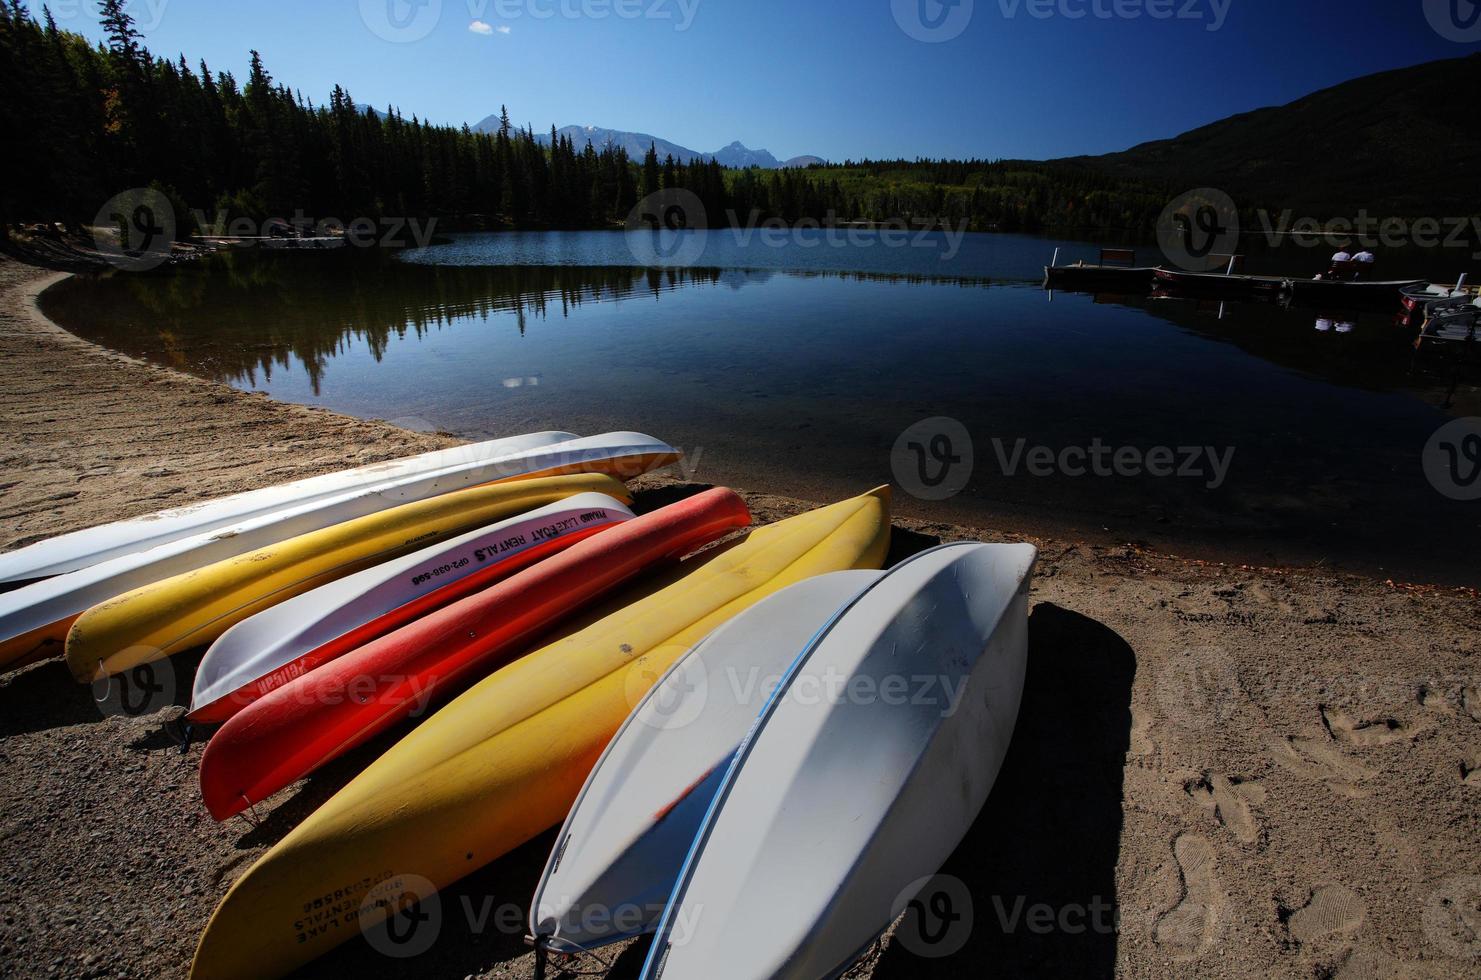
{"left": 189, "top": 487, "right": 891, "bottom": 980}
{"left": 64, "top": 473, "right": 631, "bottom": 682}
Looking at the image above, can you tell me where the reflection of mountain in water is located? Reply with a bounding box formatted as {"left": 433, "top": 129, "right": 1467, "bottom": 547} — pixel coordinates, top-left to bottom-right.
{"left": 42, "top": 251, "right": 997, "bottom": 395}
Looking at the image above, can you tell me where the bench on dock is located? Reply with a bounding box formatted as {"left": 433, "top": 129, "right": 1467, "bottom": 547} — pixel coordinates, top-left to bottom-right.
{"left": 1098, "top": 248, "right": 1138, "bottom": 268}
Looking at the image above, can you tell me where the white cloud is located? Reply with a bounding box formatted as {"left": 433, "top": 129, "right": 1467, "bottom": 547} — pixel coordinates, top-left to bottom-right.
{"left": 468, "top": 20, "right": 494, "bottom": 35}
{"left": 496, "top": 25, "right": 512, "bottom": 34}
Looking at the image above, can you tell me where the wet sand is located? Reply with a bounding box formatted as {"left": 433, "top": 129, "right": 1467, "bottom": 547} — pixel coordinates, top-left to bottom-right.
{"left": 1, "top": 256, "right": 1479, "bottom": 979}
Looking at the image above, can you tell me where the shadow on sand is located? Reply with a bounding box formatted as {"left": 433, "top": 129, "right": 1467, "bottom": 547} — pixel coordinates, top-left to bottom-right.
{"left": 869, "top": 602, "right": 1134, "bottom": 979}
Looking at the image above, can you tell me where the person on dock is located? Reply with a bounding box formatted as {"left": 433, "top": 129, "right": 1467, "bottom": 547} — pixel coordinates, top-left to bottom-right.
{"left": 1351, "top": 247, "right": 1376, "bottom": 280}
{"left": 1317, "top": 246, "right": 1354, "bottom": 281}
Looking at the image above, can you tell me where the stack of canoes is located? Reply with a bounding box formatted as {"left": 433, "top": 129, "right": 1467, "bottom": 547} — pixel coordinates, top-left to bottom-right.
{"left": 0, "top": 429, "right": 1039, "bottom": 980}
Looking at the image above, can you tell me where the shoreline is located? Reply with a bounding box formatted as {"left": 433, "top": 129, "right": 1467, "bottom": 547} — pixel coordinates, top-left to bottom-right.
{"left": 2, "top": 255, "right": 1480, "bottom": 979}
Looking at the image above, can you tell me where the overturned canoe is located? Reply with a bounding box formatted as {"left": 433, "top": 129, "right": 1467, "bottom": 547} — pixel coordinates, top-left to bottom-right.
{"left": 189, "top": 488, "right": 891, "bottom": 980}
{"left": 644, "top": 541, "right": 1036, "bottom": 980}
{"left": 0, "top": 431, "right": 576, "bottom": 587}
{"left": 187, "top": 491, "right": 637, "bottom": 724}
{"left": 64, "top": 473, "right": 631, "bottom": 682}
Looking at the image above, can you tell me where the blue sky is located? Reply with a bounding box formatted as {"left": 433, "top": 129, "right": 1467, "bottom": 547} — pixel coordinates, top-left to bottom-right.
{"left": 55, "top": 0, "right": 1478, "bottom": 160}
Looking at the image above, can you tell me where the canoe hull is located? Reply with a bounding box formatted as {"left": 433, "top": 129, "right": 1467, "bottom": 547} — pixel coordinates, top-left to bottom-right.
{"left": 63, "top": 473, "right": 632, "bottom": 682}
{"left": 530, "top": 570, "right": 883, "bottom": 953}
{"left": 645, "top": 541, "right": 1036, "bottom": 980}
{"left": 0, "top": 431, "right": 577, "bottom": 585}
{"left": 186, "top": 492, "right": 637, "bottom": 723}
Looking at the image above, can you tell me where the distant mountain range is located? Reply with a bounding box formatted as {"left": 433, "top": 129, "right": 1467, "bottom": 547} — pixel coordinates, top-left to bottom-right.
{"left": 359, "top": 105, "right": 821, "bottom": 168}
{"left": 473, "top": 118, "right": 823, "bottom": 169}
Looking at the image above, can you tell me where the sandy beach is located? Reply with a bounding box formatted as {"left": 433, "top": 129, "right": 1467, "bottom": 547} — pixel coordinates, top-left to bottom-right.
{"left": 1, "top": 254, "right": 1479, "bottom": 979}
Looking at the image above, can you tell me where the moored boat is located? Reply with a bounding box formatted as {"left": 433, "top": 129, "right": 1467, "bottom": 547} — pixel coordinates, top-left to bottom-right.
{"left": 1283, "top": 276, "right": 1426, "bottom": 308}
{"left": 1399, "top": 279, "right": 1472, "bottom": 314}
{"left": 1044, "top": 246, "right": 1157, "bottom": 291}
{"left": 1153, "top": 267, "right": 1286, "bottom": 300}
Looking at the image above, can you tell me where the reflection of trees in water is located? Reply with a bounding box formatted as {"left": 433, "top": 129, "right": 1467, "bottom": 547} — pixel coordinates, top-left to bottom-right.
{"left": 44, "top": 251, "right": 997, "bottom": 395}
{"left": 45, "top": 255, "right": 718, "bottom": 395}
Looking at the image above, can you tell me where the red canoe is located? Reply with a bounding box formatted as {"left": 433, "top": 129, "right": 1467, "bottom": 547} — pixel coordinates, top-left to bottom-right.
{"left": 198, "top": 488, "right": 751, "bottom": 821}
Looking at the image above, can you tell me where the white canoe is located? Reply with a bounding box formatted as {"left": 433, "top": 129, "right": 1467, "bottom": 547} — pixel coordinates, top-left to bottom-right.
{"left": 0, "top": 431, "right": 576, "bottom": 586}
{"left": 529, "top": 570, "right": 881, "bottom": 954}
{"left": 189, "top": 492, "right": 636, "bottom": 722}
{"left": 643, "top": 541, "right": 1036, "bottom": 980}
{"left": 0, "top": 432, "right": 679, "bottom": 667}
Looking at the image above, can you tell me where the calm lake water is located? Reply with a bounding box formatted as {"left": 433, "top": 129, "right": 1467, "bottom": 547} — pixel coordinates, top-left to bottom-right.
{"left": 42, "top": 231, "right": 1481, "bottom": 584}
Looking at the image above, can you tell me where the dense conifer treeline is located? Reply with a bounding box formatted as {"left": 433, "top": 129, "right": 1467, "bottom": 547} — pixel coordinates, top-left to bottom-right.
{"left": 0, "top": 2, "right": 1171, "bottom": 239}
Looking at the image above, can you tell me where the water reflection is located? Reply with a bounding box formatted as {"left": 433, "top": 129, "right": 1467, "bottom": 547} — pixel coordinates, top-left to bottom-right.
{"left": 41, "top": 249, "right": 1481, "bottom": 583}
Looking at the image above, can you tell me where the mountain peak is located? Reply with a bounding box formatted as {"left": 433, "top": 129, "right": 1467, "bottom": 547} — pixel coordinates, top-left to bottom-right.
{"left": 472, "top": 117, "right": 820, "bottom": 169}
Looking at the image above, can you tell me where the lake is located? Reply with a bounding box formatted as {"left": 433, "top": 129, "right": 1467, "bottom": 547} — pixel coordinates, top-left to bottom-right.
{"left": 41, "top": 231, "right": 1481, "bottom": 584}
